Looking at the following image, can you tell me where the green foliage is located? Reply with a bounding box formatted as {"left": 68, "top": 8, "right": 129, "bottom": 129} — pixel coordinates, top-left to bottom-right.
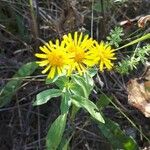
{"left": 58, "top": 135, "right": 72, "bottom": 150}
{"left": 33, "top": 25, "right": 150, "bottom": 150}
{"left": 71, "top": 74, "right": 93, "bottom": 98}
{"left": 93, "top": 0, "right": 110, "bottom": 13}
{"left": 93, "top": 0, "right": 128, "bottom": 14}
{"left": 96, "top": 94, "right": 111, "bottom": 110}
{"left": 34, "top": 71, "right": 106, "bottom": 149}
{"left": 46, "top": 75, "right": 63, "bottom": 84}
{"left": 32, "top": 30, "right": 150, "bottom": 149}
{"left": 33, "top": 89, "right": 62, "bottom": 106}
{"left": 0, "top": 2, "right": 28, "bottom": 40}
{"left": 107, "top": 27, "right": 124, "bottom": 47}
{"left": 46, "top": 114, "right": 67, "bottom": 150}
{"left": 0, "top": 62, "right": 38, "bottom": 107}
{"left": 34, "top": 66, "right": 142, "bottom": 149}
{"left": 98, "top": 118, "right": 139, "bottom": 150}
{"left": 1, "top": 1, "right": 149, "bottom": 149}
{"left": 72, "top": 95, "right": 105, "bottom": 123}
{"left": 15, "top": 13, "right": 28, "bottom": 41}
{"left": 60, "top": 92, "right": 71, "bottom": 114}
{"left": 116, "top": 44, "right": 150, "bottom": 74}
{"left": 136, "top": 45, "right": 150, "bottom": 63}
{"left": 59, "top": 137, "right": 72, "bottom": 150}
{"left": 96, "top": 93, "right": 138, "bottom": 150}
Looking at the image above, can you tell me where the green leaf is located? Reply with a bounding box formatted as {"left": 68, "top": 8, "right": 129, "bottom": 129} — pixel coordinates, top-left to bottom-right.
{"left": 55, "top": 76, "right": 69, "bottom": 89}
{"left": 46, "top": 114, "right": 67, "bottom": 150}
{"left": 45, "top": 75, "right": 60, "bottom": 84}
{"left": 15, "top": 12, "right": 28, "bottom": 41}
{"left": 87, "top": 67, "right": 98, "bottom": 78}
{"left": 34, "top": 89, "right": 62, "bottom": 106}
{"left": 70, "top": 83, "right": 85, "bottom": 98}
{"left": 98, "top": 118, "right": 139, "bottom": 150}
{"left": 83, "top": 72, "right": 94, "bottom": 87}
{"left": 71, "top": 75, "right": 93, "bottom": 98}
{"left": 70, "top": 103, "right": 80, "bottom": 121}
{"left": 72, "top": 95, "right": 105, "bottom": 123}
{"left": 58, "top": 135, "right": 72, "bottom": 150}
{"left": 107, "top": 27, "right": 124, "bottom": 47}
{"left": 93, "top": 1, "right": 109, "bottom": 13}
{"left": 62, "top": 139, "right": 70, "bottom": 150}
{"left": 96, "top": 94, "right": 111, "bottom": 110}
{"left": 46, "top": 72, "right": 68, "bottom": 85}
{"left": 60, "top": 92, "right": 71, "bottom": 114}
{"left": 0, "top": 62, "right": 38, "bottom": 107}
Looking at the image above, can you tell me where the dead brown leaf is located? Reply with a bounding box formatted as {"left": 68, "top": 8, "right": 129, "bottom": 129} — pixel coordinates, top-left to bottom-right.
{"left": 127, "top": 79, "right": 150, "bottom": 117}
{"left": 138, "top": 15, "right": 150, "bottom": 28}
{"left": 143, "top": 62, "right": 150, "bottom": 81}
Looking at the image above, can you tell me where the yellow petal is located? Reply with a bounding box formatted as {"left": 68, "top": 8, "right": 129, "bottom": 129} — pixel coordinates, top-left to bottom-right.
{"left": 79, "top": 64, "right": 86, "bottom": 72}
{"left": 105, "top": 46, "right": 111, "bottom": 51}
{"left": 74, "top": 32, "right": 78, "bottom": 46}
{"left": 61, "top": 41, "right": 65, "bottom": 48}
{"left": 80, "top": 35, "right": 89, "bottom": 48}
{"left": 57, "top": 67, "right": 62, "bottom": 75}
{"left": 42, "top": 65, "right": 51, "bottom": 74}
{"left": 105, "top": 61, "right": 113, "bottom": 70}
{"left": 39, "top": 46, "right": 50, "bottom": 54}
{"left": 76, "top": 64, "right": 82, "bottom": 75}
{"left": 56, "top": 39, "right": 59, "bottom": 47}
{"left": 83, "top": 59, "right": 96, "bottom": 66}
{"left": 110, "top": 57, "right": 117, "bottom": 60}
{"left": 67, "top": 68, "right": 72, "bottom": 76}
{"left": 37, "top": 60, "right": 49, "bottom": 67}
{"left": 49, "top": 41, "right": 55, "bottom": 48}
{"left": 78, "top": 32, "right": 83, "bottom": 46}
{"left": 48, "top": 66, "right": 56, "bottom": 79}
{"left": 68, "top": 33, "right": 72, "bottom": 41}
{"left": 35, "top": 53, "right": 48, "bottom": 58}
{"left": 45, "top": 43, "right": 53, "bottom": 52}
{"left": 67, "top": 64, "right": 74, "bottom": 76}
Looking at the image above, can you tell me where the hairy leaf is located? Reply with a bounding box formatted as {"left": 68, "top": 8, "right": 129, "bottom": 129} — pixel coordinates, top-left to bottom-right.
{"left": 34, "top": 89, "right": 62, "bottom": 106}
{"left": 72, "top": 95, "right": 105, "bottom": 123}
{"left": 46, "top": 114, "right": 67, "bottom": 150}
{"left": 98, "top": 118, "right": 139, "bottom": 150}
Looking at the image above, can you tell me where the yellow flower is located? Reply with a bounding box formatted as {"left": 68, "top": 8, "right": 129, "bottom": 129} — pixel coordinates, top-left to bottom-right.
{"left": 63, "top": 32, "right": 95, "bottom": 75}
{"left": 35, "top": 40, "right": 71, "bottom": 79}
{"left": 91, "top": 41, "right": 116, "bottom": 71}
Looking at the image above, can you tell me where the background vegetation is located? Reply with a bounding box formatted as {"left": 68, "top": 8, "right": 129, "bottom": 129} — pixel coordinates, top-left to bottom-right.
{"left": 0, "top": 0, "right": 150, "bottom": 149}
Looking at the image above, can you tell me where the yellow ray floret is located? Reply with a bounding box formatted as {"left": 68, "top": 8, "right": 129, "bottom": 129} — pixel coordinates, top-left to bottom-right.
{"left": 90, "top": 41, "right": 116, "bottom": 71}
{"left": 35, "top": 40, "right": 71, "bottom": 79}
{"left": 63, "top": 32, "right": 95, "bottom": 75}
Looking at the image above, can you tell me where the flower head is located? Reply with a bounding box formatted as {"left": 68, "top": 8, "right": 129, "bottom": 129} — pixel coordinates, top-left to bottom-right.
{"left": 63, "top": 32, "right": 95, "bottom": 75}
{"left": 35, "top": 40, "right": 71, "bottom": 79}
{"left": 91, "top": 41, "right": 116, "bottom": 71}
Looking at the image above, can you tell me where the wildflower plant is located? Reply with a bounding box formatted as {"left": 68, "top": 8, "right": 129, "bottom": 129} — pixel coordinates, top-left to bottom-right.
{"left": 1, "top": 1, "right": 150, "bottom": 149}
{"left": 34, "top": 32, "right": 117, "bottom": 149}
{"left": 34, "top": 31, "right": 150, "bottom": 149}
